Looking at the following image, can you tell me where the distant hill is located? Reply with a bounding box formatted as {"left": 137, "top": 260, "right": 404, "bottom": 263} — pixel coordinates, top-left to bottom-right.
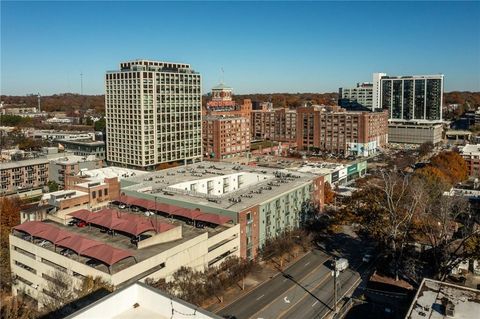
{"left": 2, "top": 91, "right": 479, "bottom": 114}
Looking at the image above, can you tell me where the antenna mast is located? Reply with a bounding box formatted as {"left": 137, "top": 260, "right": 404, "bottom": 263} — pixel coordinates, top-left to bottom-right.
{"left": 80, "top": 73, "right": 83, "bottom": 95}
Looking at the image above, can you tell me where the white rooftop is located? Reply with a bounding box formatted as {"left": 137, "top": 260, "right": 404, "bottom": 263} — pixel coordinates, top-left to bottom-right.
{"left": 461, "top": 144, "right": 480, "bottom": 155}
{"left": 78, "top": 167, "right": 146, "bottom": 183}
{"left": 67, "top": 282, "right": 221, "bottom": 319}
{"left": 405, "top": 278, "right": 480, "bottom": 319}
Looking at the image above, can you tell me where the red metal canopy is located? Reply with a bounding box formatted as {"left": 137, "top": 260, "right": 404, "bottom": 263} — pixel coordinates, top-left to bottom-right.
{"left": 118, "top": 194, "right": 232, "bottom": 225}
{"left": 56, "top": 235, "right": 103, "bottom": 254}
{"left": 82, "top": 244, "right": 133, "bottom": 266}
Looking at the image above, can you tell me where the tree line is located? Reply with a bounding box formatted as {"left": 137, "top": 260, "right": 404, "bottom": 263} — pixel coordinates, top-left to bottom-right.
{"left": 327, "top": 151, "right": 479, "bottom": 284}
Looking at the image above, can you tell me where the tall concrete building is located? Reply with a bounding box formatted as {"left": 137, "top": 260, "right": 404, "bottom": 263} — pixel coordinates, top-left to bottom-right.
{"left": 105, "top": 60, "right": 202, "bottom": 170}
{"left": 380, "top": 74, "right": 444, "bottom": 122}
{"left": 371, "top": 73, "right": 444, "bottom": 122}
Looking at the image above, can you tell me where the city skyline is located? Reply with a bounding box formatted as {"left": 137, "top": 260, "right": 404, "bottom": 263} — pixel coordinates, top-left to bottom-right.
{"left": 1, "top": 1, "right": 480, "bottom": 95}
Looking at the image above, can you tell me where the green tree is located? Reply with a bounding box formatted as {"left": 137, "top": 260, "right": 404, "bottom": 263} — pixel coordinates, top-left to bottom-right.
{"left": 94, "top": 118, "right": 106, "bottom": 132}
{"left": 48, "top": 181, "right": 59, "bottom": 192}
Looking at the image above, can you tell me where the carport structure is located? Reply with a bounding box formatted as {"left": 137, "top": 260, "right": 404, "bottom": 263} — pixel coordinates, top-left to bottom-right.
{"left": 118, "top": 194, "right": 232, "bottom": 226}
{"left": 13, "top": 221, "right": 136, "bottom": 273}
{"left": 69, "top": 208, "right": 176, "bottom": 237}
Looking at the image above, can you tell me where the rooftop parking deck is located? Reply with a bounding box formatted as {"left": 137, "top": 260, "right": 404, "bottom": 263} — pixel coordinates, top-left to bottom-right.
{"left": 12, "top": 206, "right": 228, "bottom": 274}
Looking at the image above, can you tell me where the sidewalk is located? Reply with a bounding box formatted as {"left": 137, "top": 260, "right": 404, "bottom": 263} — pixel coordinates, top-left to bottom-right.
{"left": 205, "top": 251, "right": 309, "bottom": 313}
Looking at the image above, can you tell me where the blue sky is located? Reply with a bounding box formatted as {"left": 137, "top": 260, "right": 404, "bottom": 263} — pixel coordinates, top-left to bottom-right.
{"left": 1, "top": 1, "right": 479, "bottom": 95}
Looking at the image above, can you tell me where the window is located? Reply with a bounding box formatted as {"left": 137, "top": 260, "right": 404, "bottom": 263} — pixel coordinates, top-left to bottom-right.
{"left": 92, "top": 191, "right": 96, "bottom": 199}
{"left": 104, "top": 188, "right": 108, "bottom": 196}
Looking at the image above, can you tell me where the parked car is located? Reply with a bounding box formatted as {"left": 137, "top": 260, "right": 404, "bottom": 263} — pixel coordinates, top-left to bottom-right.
{"left": 195, "top": 222, "right": 205, "bottom": 229}
{"left": 60, "top": 248, "right": 73, "bottom": 256}
{"left": 77, "top": 221, "right": 87, "bottom": 228}
{"left": 86, "top": 259, "right": 102, "bottom": 267}
{"left": 333, "top": 258, "right": 349, "bottom": 272}
{"left": 68, "top": 219, "right": 78, "bottom": 227}
{"left": 130, "top": 234, "right": 152, "bottom": 245}
{"left": 144, "top": 211, "right": 154, "bottom": 217}
{"left": 119, "top": 204, "right": 126, "bottom": 209}
{"left": 38, "top": 240, "right": 48, "bottom": 247}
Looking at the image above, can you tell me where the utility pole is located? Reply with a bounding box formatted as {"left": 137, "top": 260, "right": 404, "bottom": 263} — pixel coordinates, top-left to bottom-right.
{"left": 332, "top": 257, "right": 338, "bottom": 314}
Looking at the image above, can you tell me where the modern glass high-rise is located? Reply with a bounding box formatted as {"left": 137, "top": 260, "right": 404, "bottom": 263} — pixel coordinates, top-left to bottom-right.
{"left": 379, "top": 74, "right": 444, "bottom": 122}
{"left": 105, "top": 60, "right": 202, "bottom": 170}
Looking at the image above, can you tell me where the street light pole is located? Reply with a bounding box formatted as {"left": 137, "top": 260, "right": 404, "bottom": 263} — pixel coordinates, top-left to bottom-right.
{"left": 332, "top": 257, "right": 338, "bottom": 314}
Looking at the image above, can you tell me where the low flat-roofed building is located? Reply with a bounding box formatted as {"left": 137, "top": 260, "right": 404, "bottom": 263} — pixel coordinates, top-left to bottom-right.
{"left": 291, "top": 160, "right": 368, "bottom": 186}
{"left": 67, "top": 282, "right": 221, "bottom": 319}
{"left": 10, "top": 205, "right": 240, "bottom": 309}
{"left": 445, "top": 130, "right": 472, "bottom": 145}
{"left": 460, "top": 144, "right": 480, "bottom": 177}
{"left": 49, "top": 155, "right": 103, "bottom": 189}
{"left": 28, "top": 130, "right": 95, "bottom": 141}
{"left": 57, "top": 139, "right": 106, "bottom": 160}
{"left": 388, "top": 122, "right": 443, "bottom": 145}
{"left": 120, "top": 161, "right": 325, "bottom": 260}
{"left": 405, "top": 277, "right": 480, "bottom": 319}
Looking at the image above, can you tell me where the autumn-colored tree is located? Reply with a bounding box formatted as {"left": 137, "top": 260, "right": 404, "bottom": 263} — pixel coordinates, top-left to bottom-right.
{"left": 428, "top": 151, "right": 468, "bottom": 185}
{"left": 0, "top": 197, "right": 21, "bottom": 291}
{"left": 324, "top": 182, "right": 335, "bottom": 205}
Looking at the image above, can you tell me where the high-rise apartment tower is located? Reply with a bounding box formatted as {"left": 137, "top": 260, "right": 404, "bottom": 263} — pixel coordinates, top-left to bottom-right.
{"left": 105, "top": 60, "right": 202, "bottom": 170}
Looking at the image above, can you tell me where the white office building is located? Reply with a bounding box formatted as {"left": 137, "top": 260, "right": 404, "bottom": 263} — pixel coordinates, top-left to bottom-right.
{"left": 105, "top": 60, "right": 202, "bottom": 170}
{"left": 339, "top": 82, "right": 373, "bottom": 110}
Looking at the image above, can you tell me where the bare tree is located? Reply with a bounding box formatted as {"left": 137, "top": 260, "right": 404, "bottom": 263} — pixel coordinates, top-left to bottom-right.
{"left": 370, "top": 172, "right": 427, "bottom": 281}
{"left": 40, "top": 270, "right": 77, "bottom": 313}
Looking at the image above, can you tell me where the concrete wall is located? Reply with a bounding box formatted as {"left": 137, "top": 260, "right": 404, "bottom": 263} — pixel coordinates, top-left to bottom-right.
{"left": 388, "top": 123, "right": 443, "bottom": 144}
{"left": 10, "top": 223, "right": 240, "bottom": 308}
{"left": 137, "top": 226, "right": 182, "bottom": 249}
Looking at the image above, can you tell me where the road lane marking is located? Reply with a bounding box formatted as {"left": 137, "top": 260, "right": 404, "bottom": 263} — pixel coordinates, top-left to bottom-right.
{"left": 256, "top": 294, "right": 265, "bottom": 301}
{"left": 278, "top": 271, "right": 333, "bottom": 319}
{"left": 284, "top": 297, "right": 291, "bottom": 304}
{"left": 304, "top": 261, "right": 311, "bottom": 266}
{"left": 215, "top": 251, "right": 316, "bottom": 312}
{"left": 312, "top": 301, "right": 318, "bottom": 307}
{"left": 246, "top": 254, "right": 332, "bottom": 319}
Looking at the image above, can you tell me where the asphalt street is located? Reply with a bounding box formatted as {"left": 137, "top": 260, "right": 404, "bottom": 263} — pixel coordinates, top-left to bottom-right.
{"left": 217, "top": 249, "right": 331, "bottom": 319}
{"left": 217, "top": 234, "right": 373, "bottom": 319}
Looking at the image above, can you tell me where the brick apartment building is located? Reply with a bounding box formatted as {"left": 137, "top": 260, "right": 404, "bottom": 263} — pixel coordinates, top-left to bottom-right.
{"left": 202, "top": 84, "right": 252, "bottom": 160}
{"left": 296, "top": 105, "right": 388, "bottom": 157}
{"left": 0, "top": 158, "right": 50, "bottom": 197}
{"left": 251, "top": 103, "right": 297, "bottom": 142}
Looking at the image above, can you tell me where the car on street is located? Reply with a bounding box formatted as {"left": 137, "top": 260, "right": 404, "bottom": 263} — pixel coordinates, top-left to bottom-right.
{"left": 119, "top": 204, "right": 126, "bottom": 209}
{"left": 333, "top": 258, "right": 349, "bottom": 271}
{"left": 144, "top": 211, "right": 154, "bottom": 217}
